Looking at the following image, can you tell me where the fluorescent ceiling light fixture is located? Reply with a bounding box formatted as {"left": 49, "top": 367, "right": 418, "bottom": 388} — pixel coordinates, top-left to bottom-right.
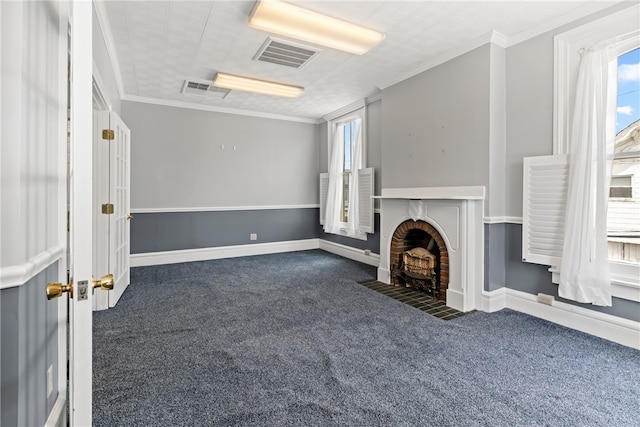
{"left": 212, "top": 72, "right": 304, "bottom": 98}
{"left": 249, "top": 0, "right": 385, "bottom": 55}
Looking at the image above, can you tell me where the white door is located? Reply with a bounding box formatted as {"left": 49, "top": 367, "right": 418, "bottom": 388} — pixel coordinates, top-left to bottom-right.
{"left": 68, "top": 1, "right": 94, "bottom": 424}
{"left": 108, "top": 112, "right": 133, "bottom": 308}
{"left": 1, "top": 1, "right": 95, "bottom": 425}
{"left": 93, "top": 111, "right": 131, "bottom": 310}
{"left": 108, "top": 112, "right": 131, "bottom": 306}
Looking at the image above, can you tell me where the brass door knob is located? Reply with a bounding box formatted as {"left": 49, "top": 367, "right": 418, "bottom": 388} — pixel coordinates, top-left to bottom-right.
{"left": 47, "top": 281, "right": 73, "bottom": 300}
{"left": 127, "top": 214, "right": 134, "bottom": 220}
{"left": 93, "top": 274, "right": 114, "bottom": 290}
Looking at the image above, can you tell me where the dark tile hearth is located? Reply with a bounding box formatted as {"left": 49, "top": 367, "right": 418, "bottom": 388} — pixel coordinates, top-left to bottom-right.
{"left": 358, "top": 280, "right": 472, "bottom": 320}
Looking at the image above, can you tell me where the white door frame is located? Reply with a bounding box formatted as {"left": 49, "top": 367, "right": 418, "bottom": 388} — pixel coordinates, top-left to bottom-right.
{"left": 93, "top": 109, "right": 111, "bottom": 311}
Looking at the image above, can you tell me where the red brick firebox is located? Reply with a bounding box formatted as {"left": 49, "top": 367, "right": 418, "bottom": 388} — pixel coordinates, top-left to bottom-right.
{"left": 390, "top": 219, "right": 449, "bottom": 301}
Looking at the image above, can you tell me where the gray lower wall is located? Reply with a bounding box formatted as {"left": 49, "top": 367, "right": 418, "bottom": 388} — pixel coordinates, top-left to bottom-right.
{"left": 131, "top": 208, "right": 321, "bottom": 254}
{"left": 504, "top": 223, "right": 640, "bottom": 322}
{"left": 131, "top": 209, "right": 382, "bottom": 255}
{"left": 1, "top": 264, "right": 59, "bottom": 427}
{"left": 484, "top": 223, "right": 507, "bottom": 292}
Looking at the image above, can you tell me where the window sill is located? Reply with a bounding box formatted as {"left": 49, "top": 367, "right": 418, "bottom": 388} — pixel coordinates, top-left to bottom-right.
{"left": 336, "top": 227, "right": 368, "bottom": 241}
{"left": 550, "top": 263, "right": 640, "bottom": 302}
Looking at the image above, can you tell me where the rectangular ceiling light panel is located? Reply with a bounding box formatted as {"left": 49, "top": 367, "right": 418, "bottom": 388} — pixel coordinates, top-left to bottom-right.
{"left": 212, "top": 73, "right": 304, "bottom": 98}
{"left": 249, "top": 0, "right": 385, "bottom": 55}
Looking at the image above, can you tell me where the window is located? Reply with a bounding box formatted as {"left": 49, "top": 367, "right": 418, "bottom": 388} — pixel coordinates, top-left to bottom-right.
{"left": 608, "top": 48, "right": 640, "bottom": 264}
{"left": 609, "top": 175, "right": 632, "bottom": 198}
{"left": 522, "top": 4, "right": 640, "bottom": 302}
{"left": 320, "top": 101, "right": 374, "bottom": 239}
{"left": 340, "top": 118, "right": 358, "bottom": 222}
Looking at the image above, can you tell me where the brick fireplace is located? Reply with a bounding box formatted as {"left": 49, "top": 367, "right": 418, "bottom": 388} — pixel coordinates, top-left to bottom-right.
{"left": 376, "top": 186, "right": 485, "bottom": 312}
{"left": 390, "top": 219, "right": 449, "bottom": 301}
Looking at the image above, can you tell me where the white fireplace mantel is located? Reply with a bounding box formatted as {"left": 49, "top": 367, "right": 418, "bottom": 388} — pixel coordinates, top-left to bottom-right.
{"left": 373, "top": 186, "right": 485, "bottom": 200}
{"left": 377, "top": 186, "right": 485, "bottom": 312}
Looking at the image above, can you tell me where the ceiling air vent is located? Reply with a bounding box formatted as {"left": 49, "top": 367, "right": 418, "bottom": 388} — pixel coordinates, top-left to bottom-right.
{"left": 254, "top": 37, "right": 320, "bottom": 69}
{"left": 181, "top": 80, "right": 230, "bottom": 99}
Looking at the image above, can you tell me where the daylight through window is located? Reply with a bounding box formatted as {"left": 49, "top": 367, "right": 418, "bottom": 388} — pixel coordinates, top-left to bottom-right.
{"left": 608, "top": 47, "right": 640, "bottom": 264}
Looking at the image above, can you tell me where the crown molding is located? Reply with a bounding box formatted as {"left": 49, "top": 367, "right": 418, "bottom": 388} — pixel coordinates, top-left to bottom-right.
{"left": 378, "top": 1, "right": 625, "bottom": 91}
{"left": 93, "top": 0, "right": 125, "bottom": 99}
{"left": 322, "top": 99, "right": 366, "bottom": 122}
{"left": 121, "top": 95, "right": 322, "bottom": 124}
{"left": 490, "top": 31, "right": 509, "bottom": 48}
{"left": 506, "top": 1, "right": 627, "bottom": 47}
{"left": 377, "top": 30, "right": 506, "bottom": 90}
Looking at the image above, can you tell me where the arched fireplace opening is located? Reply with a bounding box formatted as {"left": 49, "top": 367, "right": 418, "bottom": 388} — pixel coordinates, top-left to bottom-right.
{"left": 390, "top": 220, "right": 449, "bottom": 301}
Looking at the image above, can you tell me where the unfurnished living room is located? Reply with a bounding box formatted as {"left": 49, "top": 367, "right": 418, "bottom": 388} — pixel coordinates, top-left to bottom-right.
{"left": 1, "top": 1, "right": 639, "bottom": 426}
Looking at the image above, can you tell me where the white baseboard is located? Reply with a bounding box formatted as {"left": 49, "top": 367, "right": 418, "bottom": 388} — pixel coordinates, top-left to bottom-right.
{"left": 500, "top": 288, "right": 639, "bottom": 349}
{"left": 482, "top": 288, "right": 507, "bottom": 312}
{"left": 44, "top": 395, "right": 66, "bottom": 427}
{"left": 131, "top": 239, "right": 320, "bottom": 267}
{"left": 377, "top": 267, "right": 391, "bottom": 284}
{"left": 318, "top": 239, "right": 380, "bottom": 267}
{"left": 445, "top": 288, "right": 465, "bottom": 312}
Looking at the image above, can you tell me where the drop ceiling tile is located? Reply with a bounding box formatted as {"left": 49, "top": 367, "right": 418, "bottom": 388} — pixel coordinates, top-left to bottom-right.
{"left": 101, "top": 0, "right": 620, "bottom": 120}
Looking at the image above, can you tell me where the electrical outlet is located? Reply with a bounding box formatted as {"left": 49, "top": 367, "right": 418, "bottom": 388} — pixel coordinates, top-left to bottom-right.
{"left": 537, "top": 293, "right": 554, "bottom": 306}
{"left": 47, "top": 365, "right": 53, "bottom": 397}
{"left": 250, "top": 233, "right": 257, "bottom": 241}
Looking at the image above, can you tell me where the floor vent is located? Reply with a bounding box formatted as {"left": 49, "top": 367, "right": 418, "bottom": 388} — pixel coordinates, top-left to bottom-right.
{"left": 181, "top": 80, "right": 230, "bottom": 99}
{"left": 254, "top": 37, "right": 320, "bottom": 69}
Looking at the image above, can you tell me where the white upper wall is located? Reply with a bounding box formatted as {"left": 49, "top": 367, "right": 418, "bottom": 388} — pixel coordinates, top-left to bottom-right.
{"left": 123, "top": 101, "right": 319, "bottom": 210}
{"left": 381, "top": 44, "right": 491, "bottom": 193}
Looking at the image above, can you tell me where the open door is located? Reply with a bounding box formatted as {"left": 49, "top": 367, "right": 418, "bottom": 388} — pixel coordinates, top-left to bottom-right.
{"left": 93, "top": 110, "right": 133, "bottom": 310}
{"left": 93, "top": 110, "right": 131, "bottom": 310}
{"left": 68, "top": 2, "right": 95, "bottom": 424}
{"left": 108, "top": 113, "right": 131, "bottom": 306}
{"left": 0, "top": 1, "right": 100, "bottom": 425}
{"left": 45, "top": 2, "right": 101, "bottom": 425}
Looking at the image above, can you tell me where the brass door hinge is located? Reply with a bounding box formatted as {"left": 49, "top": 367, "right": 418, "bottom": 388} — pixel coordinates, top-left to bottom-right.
{"left": 102, "top": 129, "right": 114, "bottom": 140}
{"left": 101, "top": 203, "right": 114, "bottom": 214}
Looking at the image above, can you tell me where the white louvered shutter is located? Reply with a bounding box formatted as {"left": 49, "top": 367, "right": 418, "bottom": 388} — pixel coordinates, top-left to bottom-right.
{"left": 357, "top": 168, "right": 374, "bottom": 233}
{"left": 319, "top": 173, "right": 329, "bottom": 225}
{"left": 522, "top": 155, "right": 569, "bottom": 266}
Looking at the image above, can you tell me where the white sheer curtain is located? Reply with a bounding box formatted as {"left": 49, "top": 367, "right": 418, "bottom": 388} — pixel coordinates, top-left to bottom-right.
{"left": 559, "top": 43, "right": 617, "bottom": 306}
{"left": 344, "top": 118, "right": 365, "bottom": 238}
{"left": 324, "top": 124, "right": 344, "bottom": 235}
{"left": 323, "top": 117, "right": 365, "bottom": 238}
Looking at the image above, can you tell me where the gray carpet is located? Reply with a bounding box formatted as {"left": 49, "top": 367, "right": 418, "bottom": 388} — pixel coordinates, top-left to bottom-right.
{"left": 93, "top": 250, "right": 639, "bottom": 426}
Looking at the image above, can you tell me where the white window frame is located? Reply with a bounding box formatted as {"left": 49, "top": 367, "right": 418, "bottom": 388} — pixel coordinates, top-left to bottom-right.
{"left": 552, "top": 3, "right": 640, "bottom": 301}
{"left": 609, "top": 174, "right": 633, "bottom": 199}
{"left": 335, "top": 114, "right": 361, "bottom": 224}
{"left": 320, "top": 100, "right": 374, "bottom": 239}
